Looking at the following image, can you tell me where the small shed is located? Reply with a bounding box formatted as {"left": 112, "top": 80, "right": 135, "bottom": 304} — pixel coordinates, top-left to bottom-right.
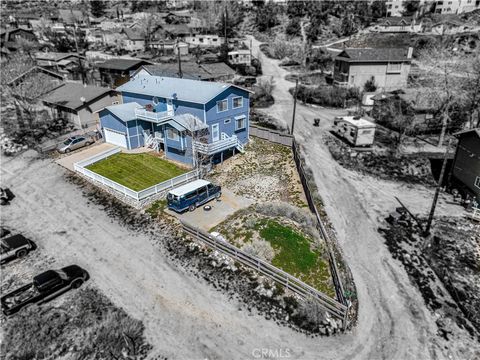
{"left": 333, "top": 116, "right": 376, "bottom": 147}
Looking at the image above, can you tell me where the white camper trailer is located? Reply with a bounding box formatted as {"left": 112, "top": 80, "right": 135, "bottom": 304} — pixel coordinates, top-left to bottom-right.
{"left": 333, "top": 116, "right": 376, "bottom": 147}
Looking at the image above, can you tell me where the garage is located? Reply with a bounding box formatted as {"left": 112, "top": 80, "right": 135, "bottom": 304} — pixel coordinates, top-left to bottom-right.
{"left": 104, "top": 128, "right": 127, "bottom": 148}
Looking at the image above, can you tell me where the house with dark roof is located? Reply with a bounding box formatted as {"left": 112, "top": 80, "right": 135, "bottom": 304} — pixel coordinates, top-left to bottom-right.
{"left": 98, "top": 58, "right": 153, "bottom": 87}
{"left": 451, "top": 129, "right": 480, "bottom": 202}
{"left": 99, "top": 74, "right": 252, "bottom": 166}
{"left": 134, "top": 62, "right": 236, "bottom": 82}
{"left": 371, "top": 17, "right": 423, "bottom": 33}
{"left": 0, "top": 27, "right": 37, "bottom": 51}
{"left": 57, "top": 9, "right": 86, "bottom": 26}
{"left": 35, "top": 52, "right": 86, "bottom": 81}
{"left": 42, "top": 83, "right": 118, "bottom": 129}
{"left": 121, "top": 28, "right": 146, "bottom": 52}
{"left": 6, "top": 66, "right": 64, "bottom": 99}
{"left": 333, "top": 47, "right": 413, "bottom": 91}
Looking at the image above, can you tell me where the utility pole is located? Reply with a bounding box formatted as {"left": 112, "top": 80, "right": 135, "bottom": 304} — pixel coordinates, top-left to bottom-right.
{"left": 291, "top": 79, "right": 299, "bottom": 135}
{"left": 177, "top": 40, "right": 183, "bottom": 79}
{"left": 424, "top": 140, "right": 451, "bottom": 236}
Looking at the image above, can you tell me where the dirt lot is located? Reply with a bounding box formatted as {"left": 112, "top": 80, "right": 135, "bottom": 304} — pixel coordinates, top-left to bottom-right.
{"left": 209, "top": 137, "right": 307, "bottom": 208}
{"left": 249, "top": 34, "right": 480, "bottom": 359}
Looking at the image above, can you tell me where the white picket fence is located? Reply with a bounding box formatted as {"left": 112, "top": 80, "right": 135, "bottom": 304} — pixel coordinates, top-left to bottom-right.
{"left": 73, "top": 147, "right": 199, "bottom": 201}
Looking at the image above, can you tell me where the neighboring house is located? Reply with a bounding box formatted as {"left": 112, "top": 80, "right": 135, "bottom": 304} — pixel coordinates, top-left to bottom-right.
{"left": 121, "top": 28, "right": 146, "bottom": 52}
{"left": 42, "top": 82, "right": 118, "bottom": 129}
{"left": 433, "top": 0, "right": 480, "bottom": 14}
{"left": 35, "top": 52, "right": 86, "bottom": 81}
{"left": 149, "top": 39, "right": 189, "bottom": 55}
{"left": 0, "top": 27, "right": 37, "bottom": 51}
{"left": 99, "top": 74, "right": 252, "bottom": 166}
{"left": 6, "top": 66, "right": 64, "bottom": 98}
{"left": 451, "top": 128, "right": 480, "bottom": 202}
{"left": 372, "top": 17, "right": 423, "bottom": 33}
{"left": 386, "top": 0, "right": 431, "bottom": 17}
{"left": 185, "top": 34, "right": 223, "bottom": 48}
{"left": 163, "top": 24, "right": 191, "bottom": 40}
{"left": 228, "top": 50, "right": 252, "bottom": 65}
{"left": 85, "top": 28, "right": 105, "bottom": 44}
{"left": 97, "top": 58, "right": 153, "bottom": 87}
{"left": 135, "top": 62, "right": 236, "bottom": 82}
{"left": 333, "top": 47, "right": 413, "bottom": 91}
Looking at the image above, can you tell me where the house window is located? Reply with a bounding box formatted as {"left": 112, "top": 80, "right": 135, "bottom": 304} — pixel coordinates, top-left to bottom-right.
{"left": 235, "top": 116, "right": 246, "bottom": 131}
{"left": 167, "top": 128, "right": 179, "bottom": 141}
{"left": 217, "top": 99, "right": 228, "bottom": 112}
{"left": 387, "top": 62, "right": 402, "bottom": 73}
{"left": 232, "top": 97, "right": 243, "bottom": 109}
{"left": 224, "top": 118, "right": 231, "bottom": 124}
{"left": 475, "top": 177, "right": 480, "bottom": 190}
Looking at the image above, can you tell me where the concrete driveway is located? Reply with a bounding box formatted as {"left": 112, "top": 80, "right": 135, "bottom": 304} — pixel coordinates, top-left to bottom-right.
{"left": 165, "top": 188, "right": 253, "bottom": 231}
{"left": 55, "top": 142, "right": 117, "bottom": 171}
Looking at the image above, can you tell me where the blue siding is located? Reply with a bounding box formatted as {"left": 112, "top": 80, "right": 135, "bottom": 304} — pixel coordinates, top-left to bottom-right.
{"left": 173, "top": 99, "right": 204, "bottom": 120}
{"left": 100, "top": 110, "right": 128, "bottom": 133}
{"left": 204, "top": 87, "right": 250, "bottom": 144}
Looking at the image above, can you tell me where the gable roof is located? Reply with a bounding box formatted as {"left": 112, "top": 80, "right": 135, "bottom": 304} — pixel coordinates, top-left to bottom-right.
{"left": 336, "top": 48, "right": 412, "bottom": 62}
{"left": 122, "top": 28, "right": 145, "bottom": 41}
{"left": 35, "top": 52, "right": 84, "bottom": 62}
{"left": 7, "top": 66, "right": 64, "bottom": 86}
{"left": 454, "top": 128, "right": 480, "bottom": 138}
{"left": 98, "top": 58, "right": 152, "bottom": 71}
{"left": 379, "top": 17, "right": 414, "bottom": 26}
{"left": 58, "top": 9, "right": 84, "bottom": 24}
{"left": 116, "top": 74, "right": 251, "bottom": 104}
{"left": 42, "top": 83, "right": 113, "bottom": 110}
{"left": 138, "top": 62, "right": 235, "bottom": 81}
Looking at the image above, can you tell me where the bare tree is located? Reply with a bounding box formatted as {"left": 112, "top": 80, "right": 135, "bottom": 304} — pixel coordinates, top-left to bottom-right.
{"left": 415, "top": 46, "right": 468, "bottom": 146}
{"left": 139, "top": 13, "right": 158, "bottom": 52}
{"left": 463, "top": 50, "right": 480, "bottom": 129}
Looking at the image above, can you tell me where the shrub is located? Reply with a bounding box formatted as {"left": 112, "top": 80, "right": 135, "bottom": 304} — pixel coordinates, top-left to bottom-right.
{"left": 242, "top": 238, "right": 275, "bottom": 261}
{"left": 291, "top": 85, "right": 361, "bottom": 108}
{"left": 363, "top": 76, "right": 377, "bottom": 92}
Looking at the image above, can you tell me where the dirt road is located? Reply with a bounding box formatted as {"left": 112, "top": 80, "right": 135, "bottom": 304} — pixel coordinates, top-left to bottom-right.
{"left": 248, "top": 35, "right": 479, "bottom": 359}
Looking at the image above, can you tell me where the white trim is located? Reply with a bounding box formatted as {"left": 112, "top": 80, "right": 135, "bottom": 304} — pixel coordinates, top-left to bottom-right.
{"left": 211, "top": 123, "right": 220, "bottom": 142}
{"left": 126, "top": 122, "right": 132, "bottom": 149}
{"left": 232, "top": 96, "right": 243, "bottom": 109}
{"left": 216, "top": 99, "right": 228, "bottom": 113}
{"left": 235, "top": 116, "right": 246, "bottom": 131}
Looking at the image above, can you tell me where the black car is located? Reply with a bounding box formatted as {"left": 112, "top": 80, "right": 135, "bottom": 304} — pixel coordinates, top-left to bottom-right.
{"left": 1, "top": 265, "right": 89, "bottom": 316}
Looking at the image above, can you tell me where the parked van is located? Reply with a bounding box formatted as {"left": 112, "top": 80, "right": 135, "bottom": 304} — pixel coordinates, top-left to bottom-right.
{"left": 167, "top": 179, "right": 221, "bottom": 213}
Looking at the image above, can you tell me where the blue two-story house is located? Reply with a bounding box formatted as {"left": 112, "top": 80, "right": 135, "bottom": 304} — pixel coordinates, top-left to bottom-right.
{"left": 99, "top": 74, "right": 252, "bottom": 166}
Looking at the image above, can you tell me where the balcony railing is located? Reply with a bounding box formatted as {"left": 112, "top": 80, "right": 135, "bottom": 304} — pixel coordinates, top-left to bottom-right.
{"left": 193, "top": 134, "right": 239, "bottom": 155}
{"left": 134, "top": 108, "right": 174, "bottom": 123}
{"left": 333, "top": 72, "right": 349, "bottom": 84}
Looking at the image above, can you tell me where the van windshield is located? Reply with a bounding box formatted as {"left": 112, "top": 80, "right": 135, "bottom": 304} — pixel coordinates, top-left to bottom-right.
{"left": 167, "top": 193, "right": 180, "bottom": 202}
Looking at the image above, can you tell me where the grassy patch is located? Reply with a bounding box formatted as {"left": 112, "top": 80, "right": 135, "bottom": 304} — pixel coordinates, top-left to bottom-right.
{"left": 146, "top": 199, "right": 167, "bottom": 218}
{"left": 86, "top": 153, "right": 187, "bottom": 191}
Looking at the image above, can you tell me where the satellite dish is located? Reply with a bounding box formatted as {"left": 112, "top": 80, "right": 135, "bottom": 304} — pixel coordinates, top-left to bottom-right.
{"left": 80, "top": 96, "right": 86, "bottom": 103}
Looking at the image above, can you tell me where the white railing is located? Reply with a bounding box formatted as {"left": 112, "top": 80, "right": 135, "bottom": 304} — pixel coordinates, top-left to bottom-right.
{"left": 193, "top": 134, "right": 239, "bottom": 155}
{"left": 73, "top": 147, "right": 199, "bottom": 202}
{"left": 134, "top": 108, "right": 174, "bottom": 123}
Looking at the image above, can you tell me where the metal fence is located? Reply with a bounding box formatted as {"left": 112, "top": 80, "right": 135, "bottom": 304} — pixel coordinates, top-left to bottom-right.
{"left": 73, "top": 147, "right": 199, "bottom": 201}
{"left": 182, "top": 221, "right": 348, "bottom": 320}
{"left": 250, "top": 125, "right": 350, "bottom": 315}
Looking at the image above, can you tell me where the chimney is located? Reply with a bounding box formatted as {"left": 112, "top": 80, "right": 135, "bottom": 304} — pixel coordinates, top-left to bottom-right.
{"left": 407, "top": 47, "right": 413, "bottom": 59}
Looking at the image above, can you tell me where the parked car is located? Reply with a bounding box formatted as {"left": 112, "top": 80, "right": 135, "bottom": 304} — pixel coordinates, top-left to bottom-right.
{"left": 167, "top": 179, "right": 221, "bottom": 213}
{"left": 1, "top": 265, "right": 88, "bottom": 316}
{"left": 57, "top": 135, "right": 95, "bottom": 153}
{"left": 1, "top": 234, "right": 36, "bottom": 263}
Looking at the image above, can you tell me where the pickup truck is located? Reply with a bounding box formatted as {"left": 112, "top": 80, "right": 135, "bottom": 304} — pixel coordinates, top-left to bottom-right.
{"left": 1, "top": 234, "right": 36, "bottom": 263}
{"left": 1, "top": 265, "right": 88, "bottom": 316}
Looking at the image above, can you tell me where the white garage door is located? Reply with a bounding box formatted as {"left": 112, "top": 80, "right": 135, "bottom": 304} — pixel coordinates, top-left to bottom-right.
{"left": 104, "top": 128, "right": 127, "bottom": 148}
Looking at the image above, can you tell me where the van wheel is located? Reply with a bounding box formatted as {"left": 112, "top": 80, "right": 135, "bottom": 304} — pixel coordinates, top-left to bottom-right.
{"left": 16, "top": 249, "right": 27, "bottom": 258}
{"left": 189, "top": 204, "right": 196, "bottom": 212}
{"left": 215, "top": 192, "right": 221, "bottom": 199}
{"left": 71, "top": 279, "right": 83, "bottom": 289}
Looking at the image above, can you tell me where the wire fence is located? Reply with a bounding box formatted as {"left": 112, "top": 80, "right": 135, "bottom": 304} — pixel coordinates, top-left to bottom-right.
{"left": 249, "top": 125, "right": 352, "bottom": 324}
{"left": 182, "top": 221, "right": 348, "bottom": 320}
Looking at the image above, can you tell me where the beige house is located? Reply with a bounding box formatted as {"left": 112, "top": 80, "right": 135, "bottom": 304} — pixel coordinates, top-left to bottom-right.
{"left": 42, "top": 83, "right": 118, "bottom": 129}
{"left": 333, "top": 47, "right": 413, "bottom": 91}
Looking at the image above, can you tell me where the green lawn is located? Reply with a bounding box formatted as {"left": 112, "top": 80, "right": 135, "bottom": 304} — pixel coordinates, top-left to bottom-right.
{"left": 258, "top": 220, "right": 334, "bottom": 297}
{"left": 86, "top": 153, "right": 187, "bottom": 191}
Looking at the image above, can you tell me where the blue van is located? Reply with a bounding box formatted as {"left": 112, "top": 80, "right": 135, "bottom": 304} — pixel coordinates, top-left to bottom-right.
{"left": 167, "top": 179, "right": 222, "bottom": 213}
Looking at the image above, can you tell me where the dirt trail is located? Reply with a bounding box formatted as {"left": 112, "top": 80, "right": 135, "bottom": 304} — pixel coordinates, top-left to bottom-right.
{"left": 248, "top": 35, "right": 479, "bottom": 359}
